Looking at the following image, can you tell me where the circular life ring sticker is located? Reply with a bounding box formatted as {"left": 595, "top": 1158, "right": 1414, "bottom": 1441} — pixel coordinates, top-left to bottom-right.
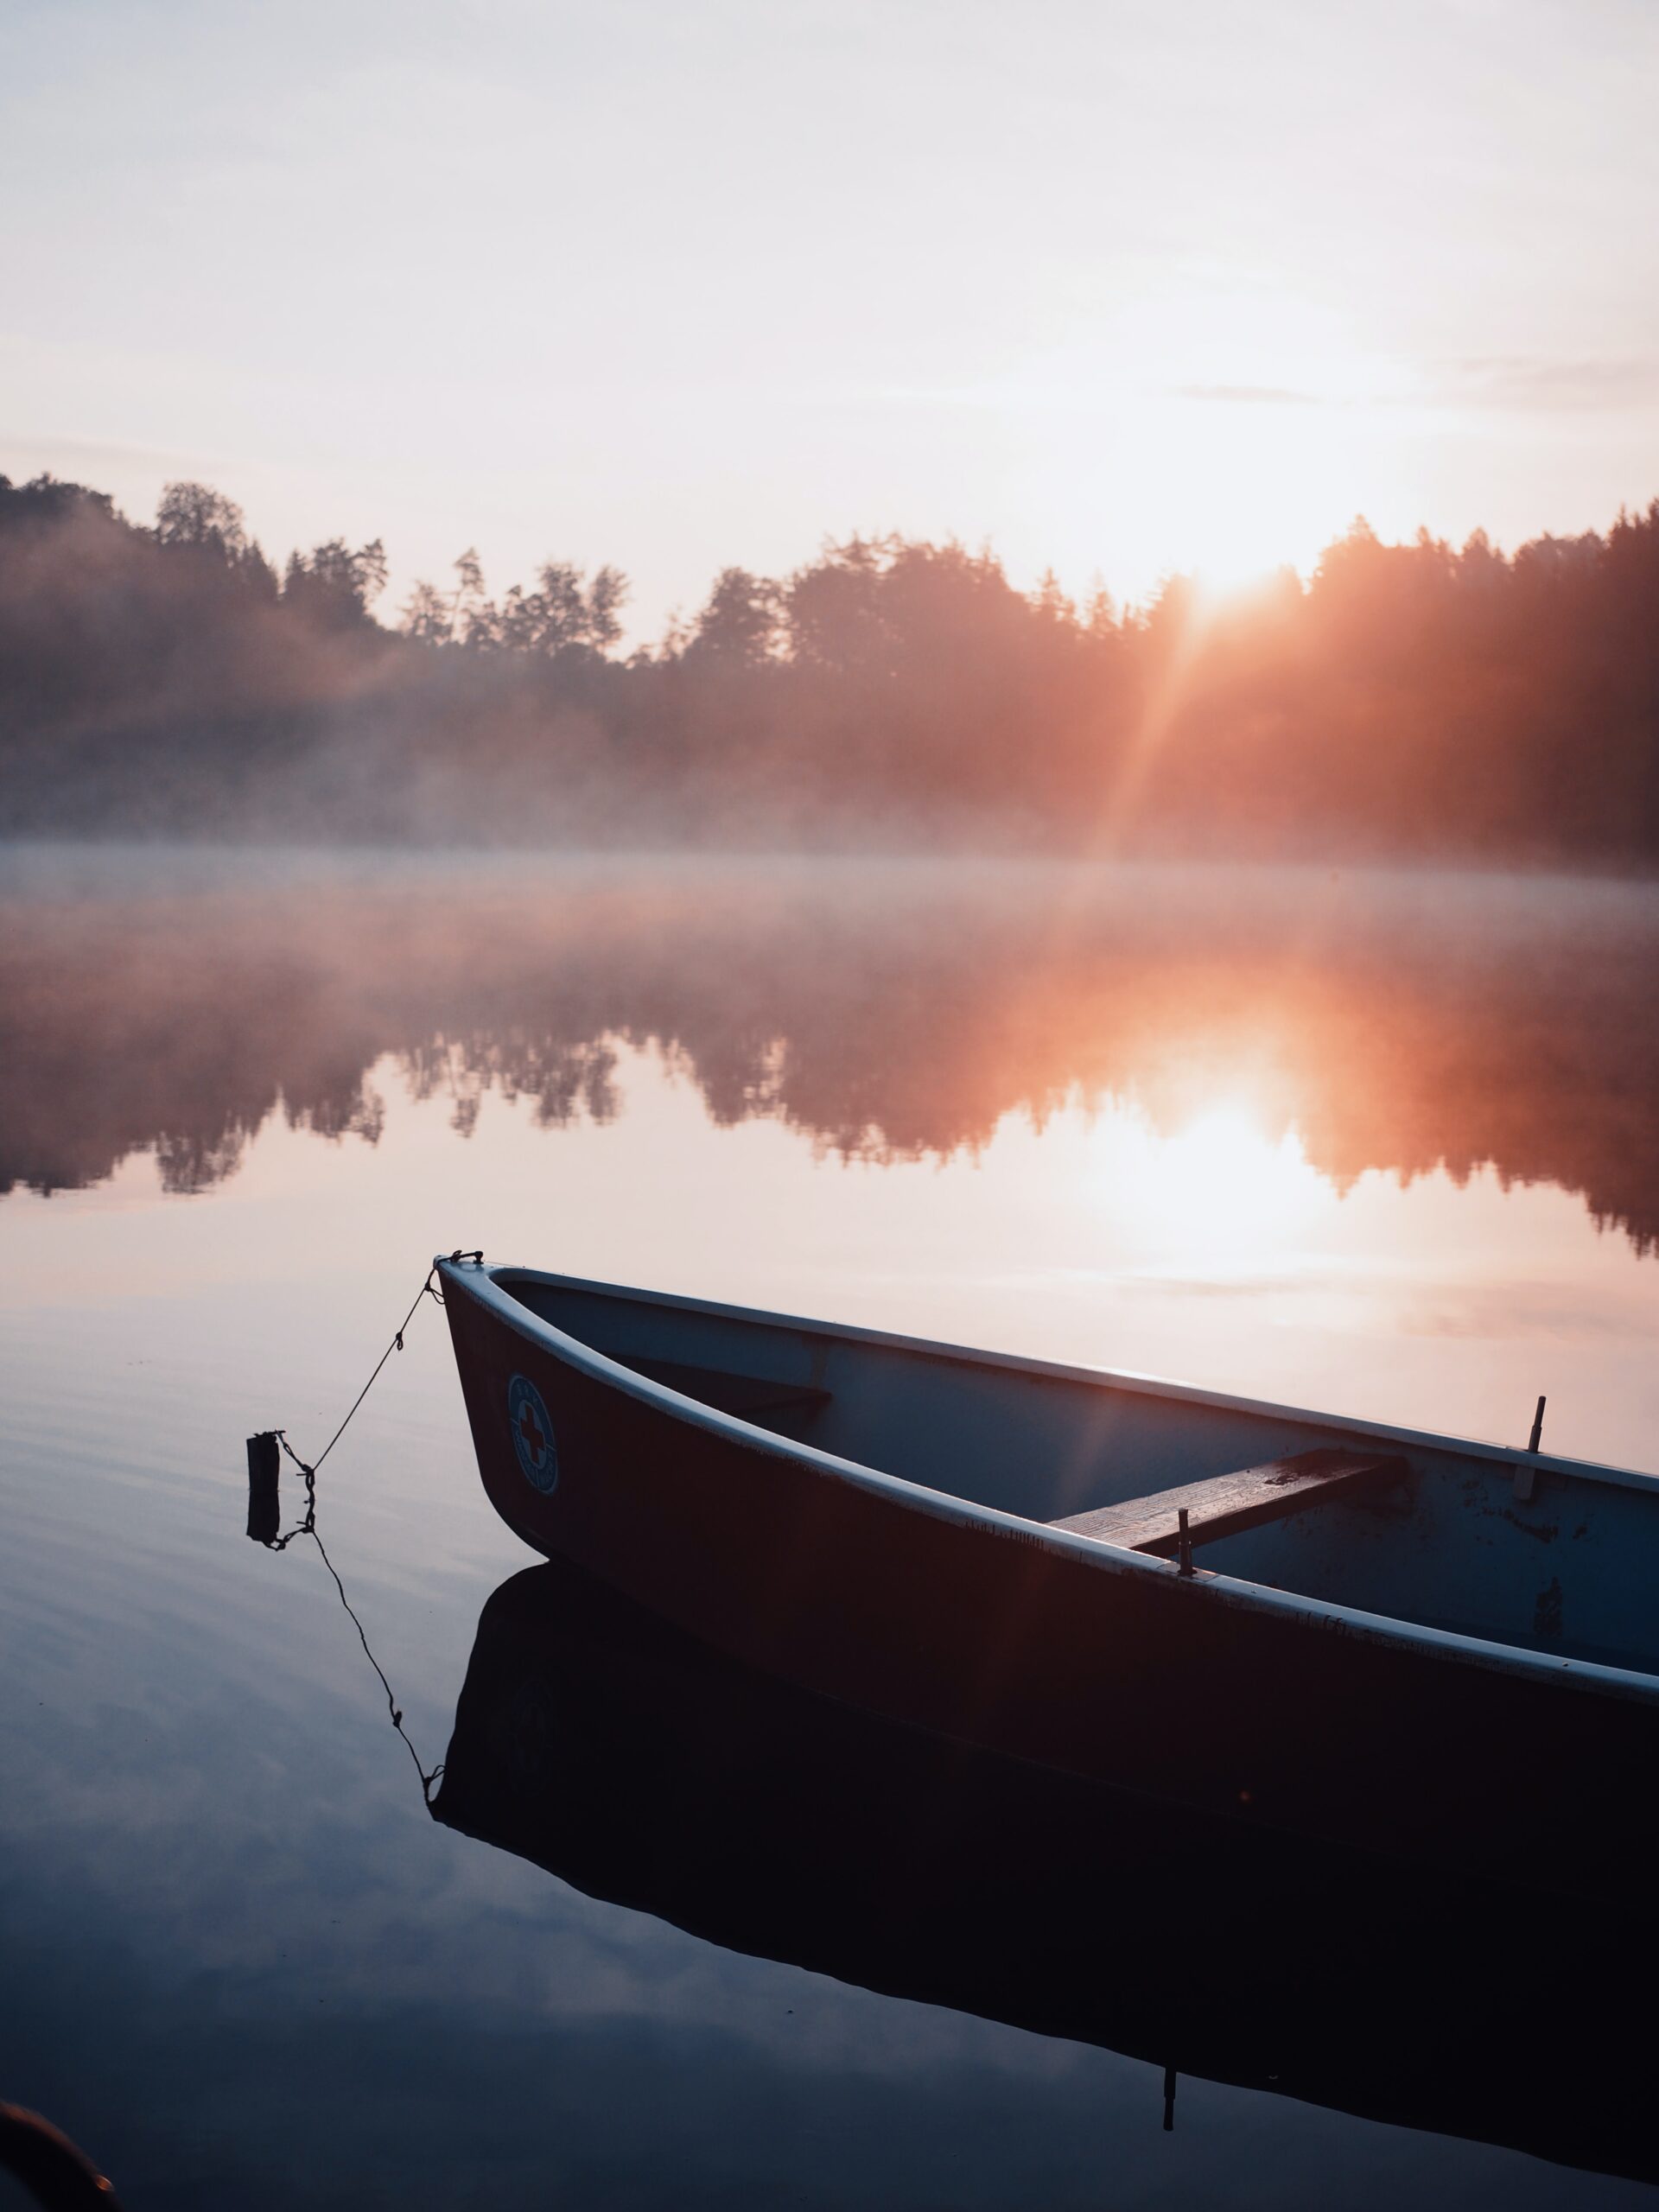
{"left": 507, "top": 1374, "right": 558, "bottom": 1495}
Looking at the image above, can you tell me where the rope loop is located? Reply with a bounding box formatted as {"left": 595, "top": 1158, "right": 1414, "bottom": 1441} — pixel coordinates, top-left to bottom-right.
{"left": 258, "top": 1255, "right": 475, "bottom": 1803}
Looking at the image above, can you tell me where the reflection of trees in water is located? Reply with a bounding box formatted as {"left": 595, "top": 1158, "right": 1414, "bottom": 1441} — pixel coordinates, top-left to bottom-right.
{"left": 4, "top": 866, "right": 1659, "bottom": 1251}
{"left": 402, "top": 1036, "right": 620, "bottom": 1136}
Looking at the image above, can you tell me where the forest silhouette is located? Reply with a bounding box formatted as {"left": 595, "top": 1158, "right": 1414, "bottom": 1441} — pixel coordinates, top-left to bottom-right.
{"left": 3, "top": 471, "right": 1659, "bottom": 860}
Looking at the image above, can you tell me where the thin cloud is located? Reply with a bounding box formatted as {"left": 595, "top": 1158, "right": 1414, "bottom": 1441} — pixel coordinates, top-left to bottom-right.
{"left": 1173, "top": 383, "right": 1319, "bottom": 406}
{"left": 1442, "top": 357, "right": 1659, "bottom": 411}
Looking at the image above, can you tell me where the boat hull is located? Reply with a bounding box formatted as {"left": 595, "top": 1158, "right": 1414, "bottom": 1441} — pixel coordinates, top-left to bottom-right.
{"left": 443, "top": 1265, "right": 1659, "bottom": 1895}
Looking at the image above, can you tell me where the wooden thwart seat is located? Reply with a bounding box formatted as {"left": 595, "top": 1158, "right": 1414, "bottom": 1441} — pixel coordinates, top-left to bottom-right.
{"left": 1050, "top": 1447, "right": 1408, "bottom": 1558}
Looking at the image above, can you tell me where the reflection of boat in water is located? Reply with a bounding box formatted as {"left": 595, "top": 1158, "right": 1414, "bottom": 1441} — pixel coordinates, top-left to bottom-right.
{"left": 433, "top": 1557, "right": 1659, "bottom": 2183}
{"left": 440, "top": 1260, "right": 1659, "bottom": 1898}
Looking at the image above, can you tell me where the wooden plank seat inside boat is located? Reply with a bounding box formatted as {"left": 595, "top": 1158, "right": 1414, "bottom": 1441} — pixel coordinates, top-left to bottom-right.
{"left": 618, "top": 1356, "right": 832, "bottom": 1423}
{"left": 1051, "top": 1447, "right": 1408, "bottom": 1559}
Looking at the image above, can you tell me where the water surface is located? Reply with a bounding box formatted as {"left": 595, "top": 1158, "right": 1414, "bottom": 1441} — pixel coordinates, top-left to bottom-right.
{"left": 4, "top": 850, "right": 1657, "bottom": 2207}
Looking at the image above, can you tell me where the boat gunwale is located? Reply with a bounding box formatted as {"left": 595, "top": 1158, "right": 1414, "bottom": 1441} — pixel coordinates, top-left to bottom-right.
{"left": 439, "top": 1257, "right": 1659, "bottom": 1707}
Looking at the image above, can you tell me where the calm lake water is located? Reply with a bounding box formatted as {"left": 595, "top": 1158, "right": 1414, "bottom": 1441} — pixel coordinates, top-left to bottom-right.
{"left": 4, "top": 848, "right": 1659, "bottom": 2208}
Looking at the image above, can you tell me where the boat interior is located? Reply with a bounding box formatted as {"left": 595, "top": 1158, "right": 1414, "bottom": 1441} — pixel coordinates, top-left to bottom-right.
{"left": 501, "top": 1272, "right": 1659, "bottom": 1679}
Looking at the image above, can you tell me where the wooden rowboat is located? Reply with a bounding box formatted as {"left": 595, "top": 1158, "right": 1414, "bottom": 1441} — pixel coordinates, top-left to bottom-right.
{"left": 439, "top": 1256, "right": 1659, "bottom": 1895}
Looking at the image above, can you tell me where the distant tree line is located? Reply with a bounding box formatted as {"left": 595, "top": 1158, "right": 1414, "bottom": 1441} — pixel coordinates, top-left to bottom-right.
{"left": 2, "top": 467, "right": 1657, "bottom": 861}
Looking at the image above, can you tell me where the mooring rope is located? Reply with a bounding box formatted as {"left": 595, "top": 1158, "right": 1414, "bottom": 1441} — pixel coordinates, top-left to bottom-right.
{"left": 257, "top": 1249, "right": 482, "bottom": 1805}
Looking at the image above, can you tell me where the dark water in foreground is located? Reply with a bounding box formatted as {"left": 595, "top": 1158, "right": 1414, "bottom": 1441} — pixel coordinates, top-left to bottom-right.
{"left": 4, "top": 851, "right": 1659, "bottom": 2208}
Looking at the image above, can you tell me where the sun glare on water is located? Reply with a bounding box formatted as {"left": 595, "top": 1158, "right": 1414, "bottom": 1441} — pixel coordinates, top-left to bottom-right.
{"left": 1090, "top": 1101, "right": 1335, "bottom": 1272}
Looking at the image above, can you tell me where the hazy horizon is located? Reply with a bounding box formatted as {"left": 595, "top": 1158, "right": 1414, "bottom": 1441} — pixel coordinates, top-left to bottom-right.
{"left": 5, "top": 0, "right": 1658, "bottom": 639}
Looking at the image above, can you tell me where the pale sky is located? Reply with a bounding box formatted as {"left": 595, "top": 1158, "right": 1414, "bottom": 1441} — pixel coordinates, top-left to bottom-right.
{"left": 3, "top": 0, "right": 1657, "bottom": 637}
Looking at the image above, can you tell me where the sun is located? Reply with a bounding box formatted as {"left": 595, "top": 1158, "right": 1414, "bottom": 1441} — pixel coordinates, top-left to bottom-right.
{"left": 993, "top": 286, "right": 1399, "bottom": 601}
{"left": 1116, "top": 384, "right": 1362, "bottom": 599}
